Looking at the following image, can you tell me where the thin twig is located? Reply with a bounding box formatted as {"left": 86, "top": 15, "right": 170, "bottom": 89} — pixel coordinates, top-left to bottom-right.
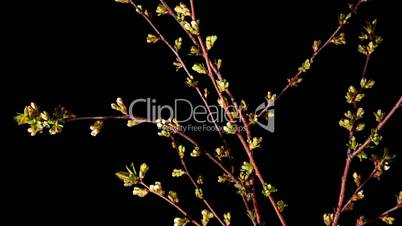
{"left": 171, "top": 138, "right": 226, "bottom": 226}
{"left": 331, "top": 96, "right": 402, "bottom": 226}
{"left": 140, "top": 182, "right": 202, "bottom": 226}
{"left": 341, "top": 168, "right": 376, "bottom": 213}
{"left": 258, "top": 0, "right": 365, "bottom": 118}
{"left": 358, "top": 204, "right": 402, "bottom": 226}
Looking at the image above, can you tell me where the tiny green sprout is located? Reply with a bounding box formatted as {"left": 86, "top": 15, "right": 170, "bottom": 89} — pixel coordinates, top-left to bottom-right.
{"left": 262, "top": 183, "right": 278, "bottom": 197}
{"left": 127, "top": 119, "right": 139, "bottom": 127}
{"left": 374, "top": 109, "right": 384, "bottom": 122}
{"left": 90, "top": 120, "right": 104, "bottom": 136}
{"left": 15, "top": 103, "right": 74, "bottom": 136}
{"left": 139, "top": 163, "right": 149, "bottom": 179}
{"left": 339, "top": 118, "right": 353, "bottom": 131}
{"left": 174, "top": 217, "right": 189, "bottom": 226}
{"left": 239, "top": 100, "right": 248, "bottom": 111}
{"left": 192, "top": 63, "right": 208, "bottom": 74}
{"left": 216, "top": 79, "right": 229, "bottom": 92}
{"left": 201, "top": 209, "right": 214, "bottom": 226}
{"left": 196, "top": 176, "right": 204, "bottom": 185}
{"left": 215, "top": 147, "right": 228, "bottom": 158}
{"left": 183, "top": 20, "right": 200, "bottom": 35}
{"left": 168, "top": 191, "right": 180, "bottom": 203}
{"left": 353, "top": 172, "right": 362, "bottom": 186}
{"left": 215, "top": 58, "right": 223, "bottom": 70}
{"left": 156, "top": 4, "right": 168, "bottom": 16}
{"left": 298, "top": 59, "right": 312, "bottom": 73}
{"left": 132, "top": 187, "right": 149, "bottom": 198}
{"left": 381, "top": 216, "right": 395, "bottom": 225}
{"left": 288, "top": 77, "right": 303, "bottom": 87}
{"left": 206, "top": 35, "right": 218, "bottom": 50}
{"left": 344, "top": 110, "right": 354, "bottom": 119}
{"left": 190, "top": 146, "right": 201, "bottom": 157}
{"left": 223, "top": 212, "right": 231, "bottom": 225}
{"left": 323, "top": 213, "right": 334, "bottom": 226}
{"left": 185, "top": 76, "right": 198, "bottom": 88}
{"left": 158, "top": 130, "right": 171, "bottom": 137}
{"left": 356, "top": 107, "right": 365, "bottom": 119}
{"left": 173, "top": 60, "right": 183, "bottom": 71}
{"left": 172, "top": 169, "right": 186, "bottom": 177}
{"left": 115, "top": 163, "right": 139, "bottom": 187}
{"left": 49, "top": 121, "right": 63, "bottom": 135}
{"left": 218, "top": 175, "right": 229, "bottom": 183}
{"left": 111, "top": 97, "right": 128, "bottom": 115}
{"left": 349, "top": 136, "right": 359, "bottom": 150}
{"left": 189, "top": 46, "right": 201, "bottom": 56}
{"left": 134, "top": 5, "right": 148, "bottom": 16}
{"left": 114, "top": 0, "right": 130, "bottom": 3}
{"left": 338, "top": 13, "right": 352, "bottom": 25}
{"left": 331, "top": 32, "right": 346, "bottom": 45}
{"left": 360, "top": 78, "right": 375, "bottom": 89}
{"left": 277, "top": 200, "right": 288, "bottom": 212}
{"left": 370, "top": 130, "right": 382, "bottom": 146}
{"left": 178, "top": 145, "right": 186, "bottom": 158}
{"left": 356, "top": 123, "right": 365, "bottom": 132}
{"left": 240, "top": 162, "right": 254, "bottom": 181}
{"left": 248, "top": 113, "right": 258, "bottom": 125}
{"left": 195, "top": 188, "right": 204, "bottom": 199}
{"left": 312, "top": 40, "right": 321, "bottom": 52}
{"left": 397, "top": 191, "right": 402, "bottom": 205}
{"left": 174, "top": 3, "right": 191, "bottom": 21}
{"left": 358, "top": 20, "right": 383, "bottom": 56}
{"left": 247, "top": 210, "right": 256, "bottom": 222}
{"left": 223, "top": 122, "right": 236, "bottom": 134}
{"left": 352, "top": 190, "right": 365, "bottom": 201}
{"left": 175, "top": 37, "right": 183, "bottom": 50}
{"left": 149, "top": 182, "right": 165, "bottom": 196}
{"left": 248, "top": 137, "right": 263, "bottom": 150}
{"left": 357, "top": 152, "right": 368, "bottom": 162}
{"left": 355, "top": 93, "right": 365, "bottom": 102}
{"left": 146, "top": 34, "right": 159, "bottom": 44}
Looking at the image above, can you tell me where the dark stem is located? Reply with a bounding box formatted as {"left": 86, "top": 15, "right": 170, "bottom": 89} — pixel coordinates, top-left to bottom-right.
{"left": 359, "top": 204, "right": 402, "bottom": 226}
{"left": 332, "top": 95, "right": 402, "bottom": 226}
{"left": 140, "top": 182, "right": 202, "bottom": 226}
{"left": 258, "top": 0, "right": 365, "bottom": 118}
{"left": 341, "top": 168, "right": 376, "bottom": 212}
{"left": 332, "top": 155, "right": 353, "bottom": 226}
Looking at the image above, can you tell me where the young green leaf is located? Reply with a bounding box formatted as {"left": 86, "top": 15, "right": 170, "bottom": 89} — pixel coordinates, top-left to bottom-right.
{"left": 192, "top": 63, "right": 208, "bottom": 74}
{"left": 206, "top": 35, "right": 218, "bottom": 50}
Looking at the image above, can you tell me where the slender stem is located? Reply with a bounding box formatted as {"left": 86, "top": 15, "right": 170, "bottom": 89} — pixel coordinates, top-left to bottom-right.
{"left": 195, "top": 30, "right": 281, "bottom": 225}
{"left": 257, "top": 0, "right": 365, "bottom": 118}
{"left": 331, "top": 96, "right": 402, "bottom": 226}
{"left": 362, "top": 54, "right": 371, "bottom": 79}
{"left": 171, "top": 138, "right": 226, "bottom": 226}
{"left": 159, "top": 0, "right": 198, "bottom": 45}
{"left": 332, "top": 155, "right": 353, "bottom": 226}
{"left": 189, "top": 0, "right": 196, "bottom": 21}
{"left": 250, "top": 184, "right": 262, "bottom": 225}
{"left": 130, "top": 0, "right": 236, "bottom": 171}
{"left": 341, "top": 168, "right": 376, "bottom": 212}
{"left": 352, "top": 96, "right": 402, "bottom": 157}
{"left": 195, "top": 87, "right": 235, "bottom": 172}
{"left": 160, "top": 0, "right": 252, "bottom": 140}
{"left": 359, "top": 204, "right": 402, "bottom": 226}
{"left": 174, "top": 141, "right": 223, "bottom": 225}
{"left": 140, "top": 182, "right": 202, "bottom": 226}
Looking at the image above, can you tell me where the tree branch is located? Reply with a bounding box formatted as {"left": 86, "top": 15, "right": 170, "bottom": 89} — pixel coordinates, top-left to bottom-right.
{"left": 140, "top": 182, "right": 202, "bottom": 226}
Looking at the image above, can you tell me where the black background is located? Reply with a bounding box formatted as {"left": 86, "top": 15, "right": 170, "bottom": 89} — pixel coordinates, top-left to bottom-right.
{"left": 1, "top": 0, "right": 401, "bottom": 225}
